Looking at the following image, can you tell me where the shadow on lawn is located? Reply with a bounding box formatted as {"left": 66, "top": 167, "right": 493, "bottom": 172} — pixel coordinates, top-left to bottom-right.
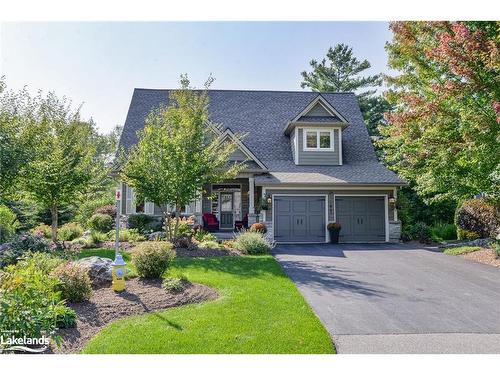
{"left": 173, "top": 255, "right": 287, "bottom": 279}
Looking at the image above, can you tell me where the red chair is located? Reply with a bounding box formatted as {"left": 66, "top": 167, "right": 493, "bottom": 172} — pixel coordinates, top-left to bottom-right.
{"left": 234, "top": 214, "right": 248, "bottom": 231}
{"left": 202, "top": 213, "right": 219, "bottom": 232}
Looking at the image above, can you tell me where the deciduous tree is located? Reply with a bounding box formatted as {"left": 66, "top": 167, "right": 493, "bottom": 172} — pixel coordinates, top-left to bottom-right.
{"left": 123, "top": 75, "right": 244, "bottom": 239}
{"left": 380, "top": 21, "right": 500, "bottom": 203}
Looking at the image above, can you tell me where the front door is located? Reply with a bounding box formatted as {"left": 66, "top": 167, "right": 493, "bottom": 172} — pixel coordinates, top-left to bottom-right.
{"left": 219, "top": 192, "right": 234, "bottom": 230}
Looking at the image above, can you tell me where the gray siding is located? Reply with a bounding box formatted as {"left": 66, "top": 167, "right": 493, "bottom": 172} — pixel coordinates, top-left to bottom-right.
{"left": 264, "top": 188, "right": 394, "bottom": 223}
{"left": 228, "top": 148, "right": 248, "bottom": 162}
{"left": 297, "top": 128, "right": 340, "bottom": 165}
{"left": 306, "top": 103, "right": 330, "bottom": 117}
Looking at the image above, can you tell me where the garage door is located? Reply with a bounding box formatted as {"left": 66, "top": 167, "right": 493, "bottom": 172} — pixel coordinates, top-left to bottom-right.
{"left": 335, "top": 196, "right": 386, "bottom": 242}
{"left": 274, "top": 196, "right": 326, "bottom": 242}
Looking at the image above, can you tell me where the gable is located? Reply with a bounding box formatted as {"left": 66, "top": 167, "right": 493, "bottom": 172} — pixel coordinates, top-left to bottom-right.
{"left": 219, "top": 129, "right": 267, "bottom": 171}
{"left": 297, "top": 102, "right": 341, "bottom": 122}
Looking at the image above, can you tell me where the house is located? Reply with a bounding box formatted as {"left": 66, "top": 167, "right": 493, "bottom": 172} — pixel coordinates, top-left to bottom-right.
{"left": 118, "top": 89, "right": 405, "bottom": 243}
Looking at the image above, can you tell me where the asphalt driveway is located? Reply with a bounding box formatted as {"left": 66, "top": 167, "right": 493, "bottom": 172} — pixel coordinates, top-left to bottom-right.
{"left": 273, "top": 243, "right": 500, "bottom": 353}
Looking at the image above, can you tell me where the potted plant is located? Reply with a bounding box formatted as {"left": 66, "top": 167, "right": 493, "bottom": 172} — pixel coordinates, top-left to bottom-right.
{"left": 327, "top": 222, "right": 341, "bottom": 244}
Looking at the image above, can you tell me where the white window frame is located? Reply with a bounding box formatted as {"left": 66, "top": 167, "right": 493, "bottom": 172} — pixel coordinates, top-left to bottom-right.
{"left": 144, "top": 201, "right": 155, "bottom": 215}
{"left": 303, "top": 128, "right": 334, "bottom": 152}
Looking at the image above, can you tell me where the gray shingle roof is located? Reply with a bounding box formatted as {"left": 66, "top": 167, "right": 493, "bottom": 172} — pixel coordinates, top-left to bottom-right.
{"left": 119, "top": 89, "right": 403, "bottom": 186}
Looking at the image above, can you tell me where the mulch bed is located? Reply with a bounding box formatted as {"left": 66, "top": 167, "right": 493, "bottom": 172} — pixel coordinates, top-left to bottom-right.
{"left": 51, "top": 278, "right": 218, "bottom": 354}
{"left": 174, "top": 247, "right": 242, "bottom": 257}
{"left": 459, "top": 248, "right": 500, "bottom": 268}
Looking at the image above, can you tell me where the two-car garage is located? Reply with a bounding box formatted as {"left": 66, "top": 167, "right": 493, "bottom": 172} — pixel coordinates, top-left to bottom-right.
{"left": 272, "top": 194, "right": 388, "bottom": 243}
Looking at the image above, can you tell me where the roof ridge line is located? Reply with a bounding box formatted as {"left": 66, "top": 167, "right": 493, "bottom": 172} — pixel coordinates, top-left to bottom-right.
{"left": 133, "top": 88, "right": 356, "bottom": 95}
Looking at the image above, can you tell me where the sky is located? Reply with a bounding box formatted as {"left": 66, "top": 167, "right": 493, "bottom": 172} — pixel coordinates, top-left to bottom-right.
{"left": 0, "top": 22, "right": 393, "bottom": 134}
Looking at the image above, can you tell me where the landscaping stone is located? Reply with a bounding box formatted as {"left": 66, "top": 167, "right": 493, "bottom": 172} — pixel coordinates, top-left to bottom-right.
{"left": 75, "top": 256, "right": 113, "bottom": 286}
{"left": 148, "top": 231, "right": 166, "bottom": 241}
{"left": 439, "top": 238, "right": 493, "bottom": 249}
{"left": 0, "top": 242, "right": 11, "bottom": 255}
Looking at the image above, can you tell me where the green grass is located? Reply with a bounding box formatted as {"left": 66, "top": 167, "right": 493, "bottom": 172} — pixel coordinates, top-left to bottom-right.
{"left": 82, "top": 256, "right": 334, "bottom": 354}
{"left": 443, "top": 246, "right": 482, "bottom": 255}
{"left": 75, "top": 247, "right": 137, "bottom": 278}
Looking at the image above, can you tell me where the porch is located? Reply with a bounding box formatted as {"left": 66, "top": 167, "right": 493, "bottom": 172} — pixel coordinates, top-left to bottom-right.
{"left": 196, "top": 176, "right": 262, "bottom": 232}
{"left": 119, "top": 175, "right": 264, "bottom": 232}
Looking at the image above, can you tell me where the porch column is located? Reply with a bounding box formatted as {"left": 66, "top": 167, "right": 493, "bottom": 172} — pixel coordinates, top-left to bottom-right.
{"left": 194, "top": 193, "right": 203, "bottom": 225}
{"left": 248, "top": 176, "right": 257, "bottom": 226}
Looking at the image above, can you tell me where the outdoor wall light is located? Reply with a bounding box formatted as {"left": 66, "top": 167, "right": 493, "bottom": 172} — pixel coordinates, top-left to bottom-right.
{"left": 388, "top": 197, "right": 396, "bottom": 204}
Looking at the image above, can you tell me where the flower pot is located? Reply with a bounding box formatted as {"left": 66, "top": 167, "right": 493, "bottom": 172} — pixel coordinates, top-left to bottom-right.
{"left": 329, "top": 229, "right": 340, "bottom": 244}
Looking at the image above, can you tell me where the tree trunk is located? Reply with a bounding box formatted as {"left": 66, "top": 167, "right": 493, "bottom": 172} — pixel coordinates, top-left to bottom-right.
{"left": 173, "top": 205, "right": 181, "bottom": 239}
{"left": 163, "top": 211, "right": 173, "bottom": 241}
{"left": 51, "top": 205, "right": 58, "bottom": 242}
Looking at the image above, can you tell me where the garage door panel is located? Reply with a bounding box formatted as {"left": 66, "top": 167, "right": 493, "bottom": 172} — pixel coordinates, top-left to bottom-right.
{"left": 275, "top": 199, "right": 291, "bottom": 214}
{"left": 308, "top": 199, "right": 324, "bottom": 213}
{"left": 367, "top": 214, "right": 384, "bottom": 234}
{"left": 309, "top": 214, "right": 326, "bottom": 238}
{"left": 292, "top": 215, "right": 307, "bottom": 237}
{"left": 292, "top": 200, "right": 307, "bottom": 212}
{"left": 274, "top": 196, "right": 325, "bottom": 242}
{"left": 336, "top": 196, "right": 386, "bottom": 243}
{"left": 275, "top": 214, "right": 292, "bottom": 241}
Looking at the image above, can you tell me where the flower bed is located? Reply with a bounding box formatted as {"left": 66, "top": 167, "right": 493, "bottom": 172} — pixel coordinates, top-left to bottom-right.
{"left": 51, "top": 278, "right": 218, "bottom": 353}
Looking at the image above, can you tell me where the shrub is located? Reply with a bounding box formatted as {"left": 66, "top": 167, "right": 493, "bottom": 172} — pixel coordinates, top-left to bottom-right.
{"left": 457, "top": 228, "right": 481, "bottom": 240}
{"left": 455, "top": 199, "right": 500, "bottom": 239}
{"left": 0, "top": 205, "right": 20, "bottom": 243}
{"left": 54, "top": 304, "right": 77, "bottom": 328}
{"left": 0, "top": 233, "right": 51, "bottom": 268}
{"left": 31, "top": 223, "right": 52, "bottom": 238}
{"left": 198, "top": 240, "right": 222, "bottom": 249}
{"left": 233, "top": 230, "right": 273, "bottom": 255}
{"left": 87, "top": 213, "right": 114, "bottom": 232}
{"left": 128, "top": 214, "right": 154, "bottom": 233}
{"left": 193, "top": 230, "right": 217, "bottom": 242}
{"left": 493, "top": 241, "right": 500, "bottom": 259}
{"left": 249, "top": 222, "right": 267, "bottom": 234}
{"left": 81, "top": 230, "right": 108, "bottom": 248}
{"left": 17, "top": 252, "right": 64, "bottom": 275}
{"left": 75, "top": 196, "right": 114, "bottom": 226}
{"left": 51, "top": 262, "right": 93, "bottom": 302}
{"left": 0, "top": 256, "right": 65, "bottom": 346}
{"left": 430, "top": 222, "right": 457, "bottom": 242}
{"left": 402, "top": 222, "right": 431, "bottom": 243}
{"left": 164, "top": 217, "right": 192, "bottom": 238}
{"left": 58, "top": 222, "right": 84, "bottom": 241}
{"left": 162, "top": 275, "right": 189, "bottom": 293}
{"left": 106, "top": 228, "right": 145, "bottom": 242}
{"left": 95, "top": 204, "right": 117, "bottom": 218}
{"left": 132, "top": 242, "right": 175, "bottom": 278}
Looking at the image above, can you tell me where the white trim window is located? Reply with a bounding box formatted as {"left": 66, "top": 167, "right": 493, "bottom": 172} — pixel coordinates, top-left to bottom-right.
{"left": 125, "top": 185, "right": 136, "bottom": 215}
{"left": 144, "top": 201, "right": 155, "bottom": 215}
{"left": 303, "top": 129, "right": 334, "bottom": 151}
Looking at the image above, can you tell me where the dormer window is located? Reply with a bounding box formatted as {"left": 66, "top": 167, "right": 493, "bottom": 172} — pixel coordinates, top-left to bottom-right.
{"left": 304, "top": 129, "right": 334, "bottom": 151}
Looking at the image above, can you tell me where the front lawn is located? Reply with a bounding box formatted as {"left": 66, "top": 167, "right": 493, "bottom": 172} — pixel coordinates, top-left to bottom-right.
{"left": 443, "top": 246, "right": 482, "bottom": 255}
{"left": 83, "top": 256, "right": 334, "bottom": 354}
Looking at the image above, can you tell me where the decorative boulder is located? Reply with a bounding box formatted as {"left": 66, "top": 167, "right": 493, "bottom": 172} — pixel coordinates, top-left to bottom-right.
{"left": 0, "top": 242, "right": 11, "bottom": 256}
{"left": 75, "top": 256, "right": 113, "bottom": 286}
{"left": 148, "top": 231, "right": 166, "bottom": 241}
